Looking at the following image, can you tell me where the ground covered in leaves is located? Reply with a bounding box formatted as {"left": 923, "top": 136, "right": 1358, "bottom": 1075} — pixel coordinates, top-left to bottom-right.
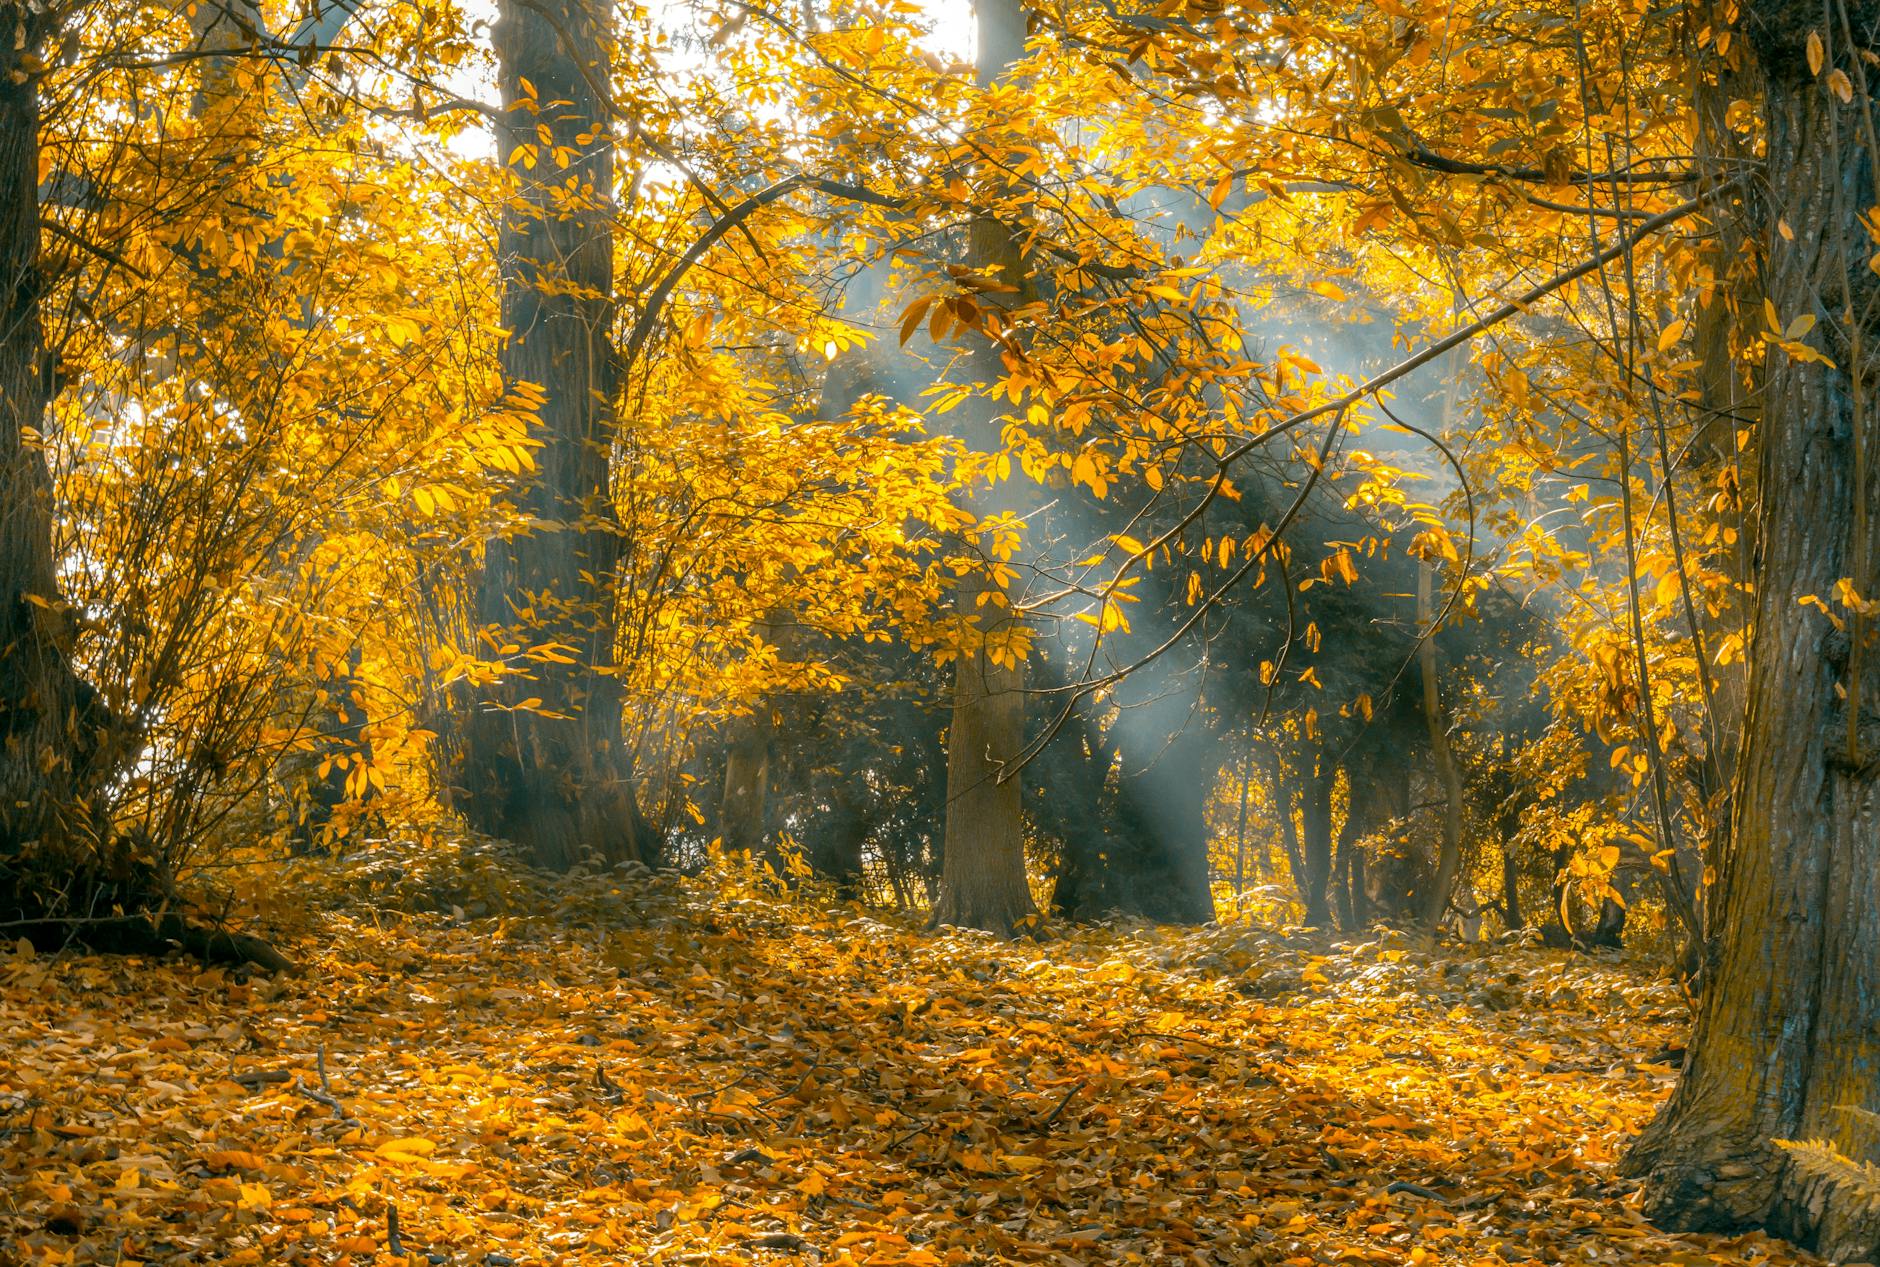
{"left": 0, "top": 864, "right": 1818, "bottom": 1266}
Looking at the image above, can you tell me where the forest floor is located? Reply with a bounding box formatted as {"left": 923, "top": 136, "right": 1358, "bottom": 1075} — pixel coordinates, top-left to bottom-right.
{"left": 0, "top": 858, "right": 1819, "bottom": 1267}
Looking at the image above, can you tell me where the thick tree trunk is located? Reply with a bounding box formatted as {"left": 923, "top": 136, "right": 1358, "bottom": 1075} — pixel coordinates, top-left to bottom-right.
{"left": 719, "top": 712, "right": 772, "bottom": 856}
{"left": 1296, "top": 757, "right": 1335, "bottom": 928}
{"left": 933, "top": 583, "right": 1034, "bottom": 931}
{"left": 1043, "top": 699, "right": 1121, "bottom": 919}
{"left": 720, "top": 612, "right": 795, "bottom": 859}
{"left": 0, "top": 13, "right": 289, "bottom": 971}
{"left": 1624, "top": 12, "right": 1880, "bottom": 1259}
{"left": 932, "top": 0, "right": 1036, "bottom": 934}
{"left": 459, "top": 0, "right": 650, "bottom": 871}
{"left": 1108, "top": 725, "right": 1221, "bottom": 924}
{"left": 0, "top": 4, "right": 97, "bottom": 912}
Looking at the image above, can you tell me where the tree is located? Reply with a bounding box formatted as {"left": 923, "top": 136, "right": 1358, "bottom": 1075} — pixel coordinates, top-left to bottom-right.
{"left": 929, "top": 0, "right": 1036, "bottom": 934}
{"left": 457, "top": 0, "right": 650, "bottom": 870}
{"left": 0, "top": 2, "right": 95, "bottom": 915}
{"left": 1622, "top": 2, "right": 1880, "bottom": 1257}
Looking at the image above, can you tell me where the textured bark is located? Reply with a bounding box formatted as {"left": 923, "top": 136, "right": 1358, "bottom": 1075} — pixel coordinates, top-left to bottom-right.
{"left": 719, "top": 710, "right": 772, "bottom": 857}
{"left": 931, "top": 0, "right": 1036, "bottom": 934}
{"left": 1296, "top": 758, "right": 1335, "bottom": 928}
{"left": 0, "top": 4, "right": 103, "bottom": 912}
{"left": 1624, "top": 10, "right": 1880, "bottom": 1258}
{"left": 459, "top": 0, "right": 650, "bottom": 871}
{"left": 1416, "top": 563, "right": 1465, "bottom": 928}
{"left": 719, "top": 613, "right": 794, "bottom": 859}
{"left": 933, "top": 571, "right": 1035, "bottom": 932}
{"left": 0, "top": 12, "right": 288, "bottom": 970}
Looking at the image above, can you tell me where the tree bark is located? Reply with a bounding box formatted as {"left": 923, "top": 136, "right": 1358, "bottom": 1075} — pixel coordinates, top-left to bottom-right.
{"left": 1498, "top": 808, "right": 1523, "bottom": 930}
{"left": 1624, "top": 9, "right": 1880, "bottom": 1258}
{"left": 931, "top": 0, "right": 1036, "bottom": 934}
{"left": 1296, "top": 756, "right": 1335, "bottom": 928}
{"left": 458, "top": 0, "right": 650, "bottom": 871}
{"left": 0, "top": 3, "right": 97, "bottom": 912}
{"left": 1416, "top": 562, "right": 1465, "bottom": 929}
{"left": 720, "top": 612, "right": 795, "bottom": 859}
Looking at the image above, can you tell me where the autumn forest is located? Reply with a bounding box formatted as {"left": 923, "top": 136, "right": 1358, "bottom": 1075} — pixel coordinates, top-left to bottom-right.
{"left": 0, "top": 0, "right": 1876, "bottom": 1260}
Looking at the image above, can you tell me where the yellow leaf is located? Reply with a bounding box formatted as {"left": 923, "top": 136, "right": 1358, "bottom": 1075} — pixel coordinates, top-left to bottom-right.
{"left": 1807, "top": 30, "right": 1825, "bottom": 75}
{"left": 899, "top": 297, "right": 931, "bottom": 346}
{"left": 1656, "top": 320, "right": 1686, "bottom": 352}
{"left": 1829, "top": 68, "right": 1854, "bottom": 102}
{"left": 204, "top": 1150, "right": 267, "bottom": 1172}
{"left": 375, "top": 1137, "right": 439, "bottom": 1160}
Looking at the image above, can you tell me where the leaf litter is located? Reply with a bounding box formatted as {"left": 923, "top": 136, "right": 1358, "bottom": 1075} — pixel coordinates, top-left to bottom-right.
{"left": 0, "top": 867, "right": 1819, "bottom": 1266}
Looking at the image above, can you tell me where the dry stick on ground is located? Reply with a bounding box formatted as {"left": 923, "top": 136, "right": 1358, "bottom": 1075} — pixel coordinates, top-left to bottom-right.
{"left": 758, "top": 1050, "right": 824, "bottom": 1107}
{"left": 290, "top": 1042, "right": 358, "bottom": 1125}
{"left": 1039, "top": 1081, "right": 1084, "bottom": 1129}
{"left": 882, "top": 1115, "right": 939, "bottom": 1151}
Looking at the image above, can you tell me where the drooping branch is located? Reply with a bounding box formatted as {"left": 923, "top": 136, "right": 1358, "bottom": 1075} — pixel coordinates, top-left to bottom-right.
{"left": 620, "top": 174, "right": 1145, "bottom": 376}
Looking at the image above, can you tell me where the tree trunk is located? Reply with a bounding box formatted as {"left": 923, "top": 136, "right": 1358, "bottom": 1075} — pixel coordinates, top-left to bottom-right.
{"left": 1269, "top": 755, "right": 1306, "bottom": 889}
{"left": 1233, "top": 754, "right": 1251, "bottom": 900}
{"left": 1624, "top": 12, "right": 1880, "bottom": 1258}
{"left": 1109, "top": 725, "right": 1221, "bottom": 924}
{"left": 932, "top": 0, "right": 1036, "bottom": 934}
{"left": 1334, "top": 765, "right": 1376, "bottom": 932}
{"left": 1042, "top": 699, "right": 1121, "bottom": 919}
{"left": 720, "top": 612, "right": 794, "bottom": 859}
{"left": 0, "top": 4, "right": 96, "bottom": 914}
{"left": 458, "top": 0, "right": 650, "bottom": 871}
{"left": 719, "top": 710, "right": 771, "bottom": 856}
{"left": 934, "top": 559, "right": 1034, "bottom": 931}
{"left": 1416, "top": 562, "right": 1465, "bottom": 928}
{"left": 1296, "top": 757, "right": 1334, "bottom": 928}
{"left": 1498, "top": 808, "right": 1523, "bottom": 930}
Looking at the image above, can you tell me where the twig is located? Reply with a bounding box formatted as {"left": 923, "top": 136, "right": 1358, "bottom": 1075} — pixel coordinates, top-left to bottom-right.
{"left": 758, "top": 1052, "right": 823, "bottom": 1107}
{"left": 316, "top": 1043, "right": 339, "bottom": 1101}
{"left": 41, "top": 218, "right": 149, "bottom": 279}
{"left": 882, "top": 1116, "right": 938, "bottom": 1151}
{"left": 230, "top": 1069, "right": 293, "bottom": 1090}
{"left": 1114, "top": 1029, "right": 1238, "bottom": 1053}
{"left": 1039, "top": 1082, "right": 1083, "bottom": 1129}
{"left": 291, "top": 1076, "right": 346, "bottom": 1116}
